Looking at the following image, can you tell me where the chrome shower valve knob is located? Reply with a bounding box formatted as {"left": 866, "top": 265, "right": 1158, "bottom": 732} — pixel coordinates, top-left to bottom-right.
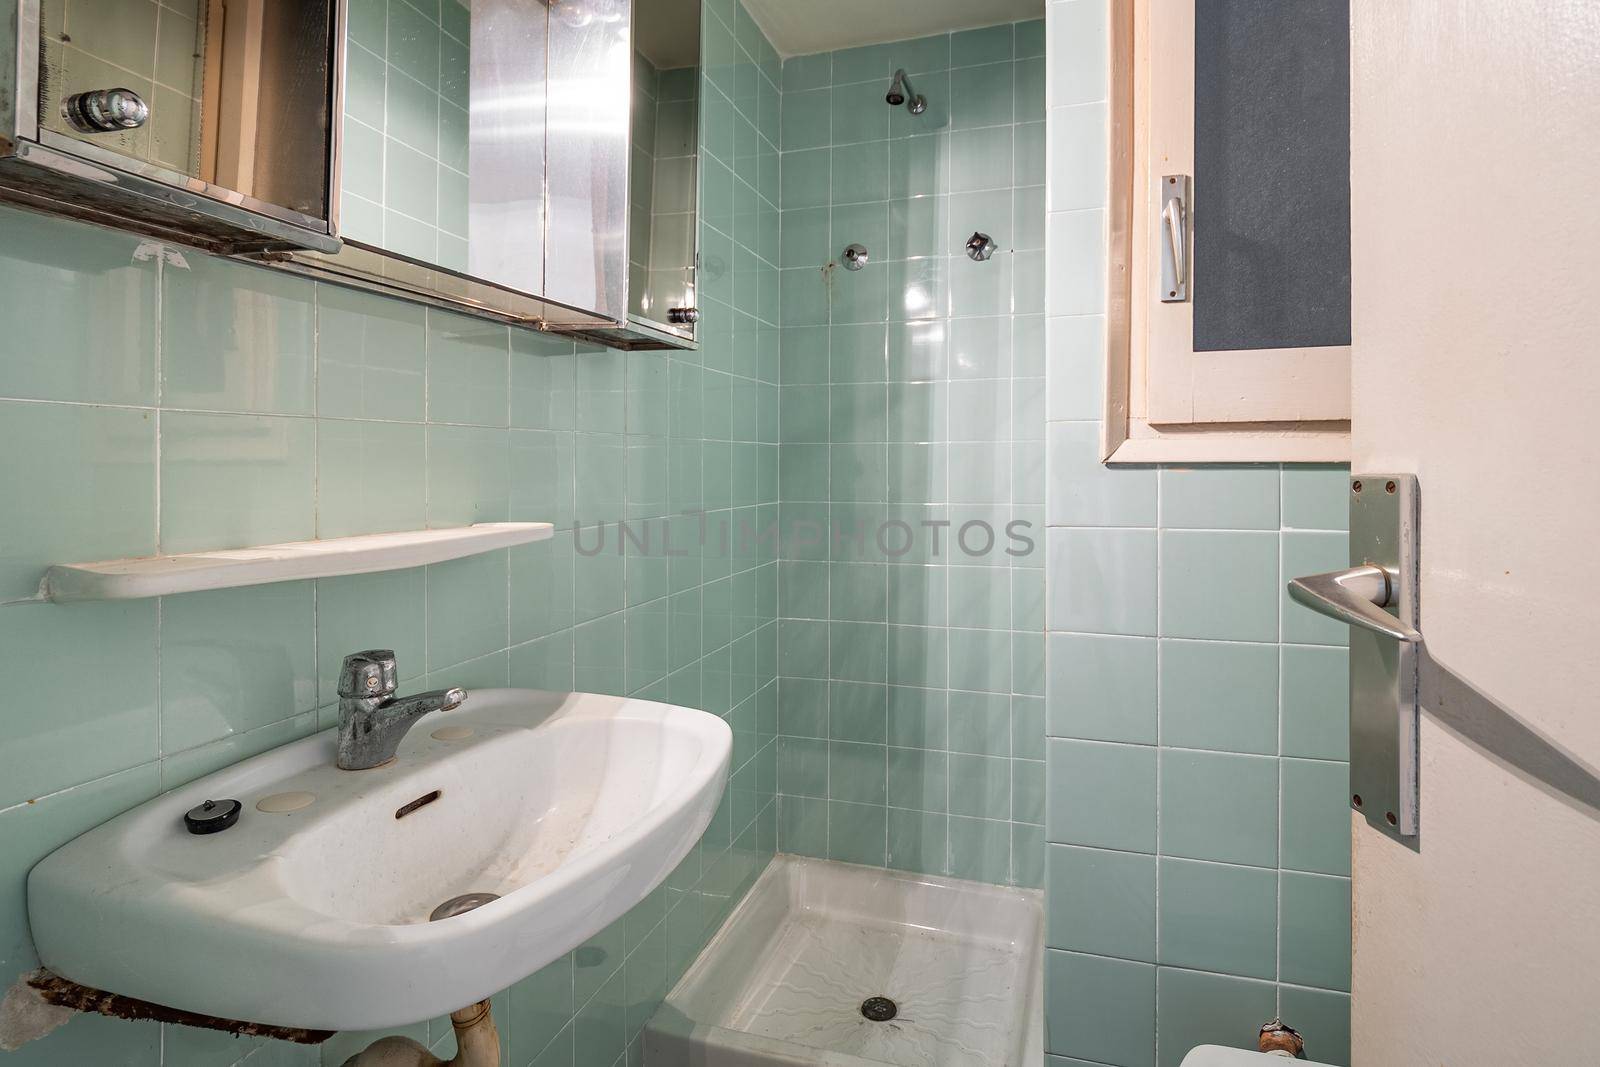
{"left": 966, "top": 232, "right": 998, "bottom": 262}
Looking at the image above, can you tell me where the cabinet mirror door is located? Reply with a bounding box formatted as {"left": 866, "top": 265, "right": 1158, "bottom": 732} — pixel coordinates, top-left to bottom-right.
{"left": 627, "top": 0, "right": 700, "bottom": 338}
{"left": 338, "top": 0, "right": 548, "bottom": 297}
{"left": 33, "top": 0, "right": 335, "bottom": 234}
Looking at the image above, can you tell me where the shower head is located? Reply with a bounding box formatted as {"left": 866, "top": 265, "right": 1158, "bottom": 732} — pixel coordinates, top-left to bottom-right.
{"left": 886, "top": 69, "right": 927, "bottom": 115}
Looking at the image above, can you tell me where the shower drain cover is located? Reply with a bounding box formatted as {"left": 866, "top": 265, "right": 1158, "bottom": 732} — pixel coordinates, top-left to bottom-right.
{"left": 860, "top": 996, "right": 898, "bottom": 1022}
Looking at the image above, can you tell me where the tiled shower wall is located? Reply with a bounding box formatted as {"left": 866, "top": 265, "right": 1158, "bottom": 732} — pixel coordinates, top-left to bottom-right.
{"left": 1042, "top": 1, "right": 1353, "bottom": 1065}
{"left": 0, "top": 2, "right": 781, "bottom": 1065}
{"left": 773, "top": 21, "right": 1048, "bottom": 887}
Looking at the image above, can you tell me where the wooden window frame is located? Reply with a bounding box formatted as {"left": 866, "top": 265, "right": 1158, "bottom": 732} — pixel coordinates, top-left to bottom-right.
{"left": 1102, "top": 0, "right": 1351, "bottom": 465}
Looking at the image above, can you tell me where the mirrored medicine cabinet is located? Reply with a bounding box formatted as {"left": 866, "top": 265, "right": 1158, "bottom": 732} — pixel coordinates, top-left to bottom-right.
{"left": 0, "top": 0, "right": 700, "bottom": 350}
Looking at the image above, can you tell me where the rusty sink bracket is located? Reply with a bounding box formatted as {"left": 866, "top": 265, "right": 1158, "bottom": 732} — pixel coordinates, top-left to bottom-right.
{"left": 27, "top": 971, "right": 333, "bottom": 1045}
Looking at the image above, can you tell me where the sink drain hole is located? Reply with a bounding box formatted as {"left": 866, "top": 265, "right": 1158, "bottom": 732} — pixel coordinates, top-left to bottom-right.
{"left": 860, "top": 996, "right": 898, "bottom": 1022}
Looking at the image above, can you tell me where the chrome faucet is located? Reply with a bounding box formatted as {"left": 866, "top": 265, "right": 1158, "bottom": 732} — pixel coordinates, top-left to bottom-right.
{"left": 336, "top": 650, "right": 466, "bottom": 770}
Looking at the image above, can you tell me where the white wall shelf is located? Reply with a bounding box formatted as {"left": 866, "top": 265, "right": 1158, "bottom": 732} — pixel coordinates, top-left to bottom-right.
{"left": 33, "top": 523, "right": 554, "bottom": 603}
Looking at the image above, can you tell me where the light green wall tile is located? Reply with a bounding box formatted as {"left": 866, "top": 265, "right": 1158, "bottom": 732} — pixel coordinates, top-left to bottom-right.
{"left": 950, "top": 61, "right": 1014, "bottom": 128}
{"left": 827, "top": 800, "right": 887, "bottom": 865}
{"left": 781, "top": 52, "right": 831, "bottom": 93}
{"left": 1281, "top": 758, "right": 1352, "bottom": 876}
{"left": 1159, "top": 466, "right": 1281, "bottom": 530}
{"left": 1047, "top": 528, "right": 1158, "bottom": 636}
{"left": 781, "top": 87, "right": 831, "bottom": 151}
{"left": 887, "top": 807, "right": 947, "bottom": 875}
{"left": 1160, "top": 530, "right": 1280, "bottom": 642}
{"left": 0, "top": 601, "right": 157, "bottom": 808}
{"left": 318, "top": 419, "right": 427, "bottom": 537}
{"left": 1155, "top": 968, "right": 1276, "bottom": 1067}
{"left": 1047, "top": 844, "right": 1155, "bottom": 962}
{"left": 888, "top": 746, "right": 947, "bottom": 811}
{"left": 1159, "top": 749, "right": 1280, "bottom": 868}
{"left": 1047, "top": 421, "right": 1156, "bottom": 526}
{"left": 318, "top": 285, "right": 426, "bottom": 420}
{"left": 427, "top": 424, "right": 509, "bottom": 524}
{"left": 1281, "top": 871, "right": 1352, "bottom": 991}
{"left": 948, "top": 814, "right": 1010, "bottom": 882}
{"left": 893, "top": 33, "right": 952, "bottom": 76}
{"left": 1282, "top": 645, "right": 1350, "bottom": 760}
{"left": 1159, "top": 639, "right": 1278, "bottom": 755}
{"left": 0, "top": 209, "right": 157, "bottom": 405}
{"left": 1048, "top": 633, "right": 1157, "bottom": 743}
{"left": 1159, "top": 857, "right": 1278, "bottom": 980}
{"left": 163, "top": 256, "right": 314, "bottom": 414}
{"left": 1015, "top": 19, "right": 1046, "bottom": 60}
{"left": 831, "top": 81, "right": 890, "bottom": 146}
{"left": 829, "top": 741, "right": 886, "bottom": 805}
{"left": 0, "top": 400, "right": 155, "bottom": 599}
{"left": 951, "top": 125, "right": 1013, "bottom": 192}
{"left": 1045, "top": 950, "right": 1155, "bottom": 1067}
{"left": 160, "top": 411, "right": 315, "bottom": 554}
{"left": 427, "top": 311, "right": 510, "bottom": 427}
{"left": 160, "top": 582, "right": 316, "bottom": 754}
{"left": 1047, "top": 738, "right": 1156, "bottom": 853}
{"left": 953, "top": 24, "right": 1014, "bottom": 67}
{"left": 1279, "top": 985, "right": 1351, "bottom": 1065}
{"left": 1284, "top": 467, "right": 1350, "bottom": 530}
{"left": 948, "top": 627, "right": 1011, "bottom": 693}
{"left": 774, "top": 796, "right": 825, "bottom": 857}
{"left": 949, "top": 752, "right": 1010, "bottom": 819}
{"left": 1012, "top": 822, "right": 1045, "bottom": 887}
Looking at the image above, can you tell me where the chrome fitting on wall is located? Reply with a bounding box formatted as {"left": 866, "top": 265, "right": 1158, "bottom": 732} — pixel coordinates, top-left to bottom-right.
{"left": 61, "top": 88, "right": 150, "bottom": 133}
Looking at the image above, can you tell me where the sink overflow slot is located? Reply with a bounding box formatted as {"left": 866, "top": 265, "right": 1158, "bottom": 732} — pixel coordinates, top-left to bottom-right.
{"left": 395, "top": 789, "right": 442, "bottom": 819}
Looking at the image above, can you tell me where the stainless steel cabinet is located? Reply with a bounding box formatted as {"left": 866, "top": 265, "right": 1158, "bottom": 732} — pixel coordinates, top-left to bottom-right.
{"left": 0, "top": 0, "right": 339, "bottom": 252}
{"left": 288, "top": 0, "right": 701, "bottom": 348}
{"left": 0, "top": 0, "right": 701, "bottom": 349}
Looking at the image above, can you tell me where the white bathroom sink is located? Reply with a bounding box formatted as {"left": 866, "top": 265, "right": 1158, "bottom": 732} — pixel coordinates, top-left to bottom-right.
{"left": 26, "top": 689, "right": 730, "bottom": 1032}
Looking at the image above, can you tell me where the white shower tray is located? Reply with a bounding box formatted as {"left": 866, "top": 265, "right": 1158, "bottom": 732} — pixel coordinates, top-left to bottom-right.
{"left": 646, "top": 855, "right": 1043, "bottom": 1067}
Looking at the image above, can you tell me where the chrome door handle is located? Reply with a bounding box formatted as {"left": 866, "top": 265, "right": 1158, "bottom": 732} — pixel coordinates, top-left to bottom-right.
{"left": 1288, "top": 563, "right": 1422, "bottom": 644}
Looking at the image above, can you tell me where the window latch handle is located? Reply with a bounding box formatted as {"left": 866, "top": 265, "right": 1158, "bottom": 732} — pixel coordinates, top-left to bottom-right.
{"left": 1159, "top": 175, "right": 1190, "bottom": 301}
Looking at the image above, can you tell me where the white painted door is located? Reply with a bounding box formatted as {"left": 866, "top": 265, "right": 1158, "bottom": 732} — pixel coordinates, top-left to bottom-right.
{"left": 1347, "top": 1, "right": 1600, "bottom": 1062}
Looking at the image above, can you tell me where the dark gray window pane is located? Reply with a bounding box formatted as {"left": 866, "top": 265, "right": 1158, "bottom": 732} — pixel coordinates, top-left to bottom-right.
{"left": 1193, "top": 0, "right": 1350, "bottom": 352}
